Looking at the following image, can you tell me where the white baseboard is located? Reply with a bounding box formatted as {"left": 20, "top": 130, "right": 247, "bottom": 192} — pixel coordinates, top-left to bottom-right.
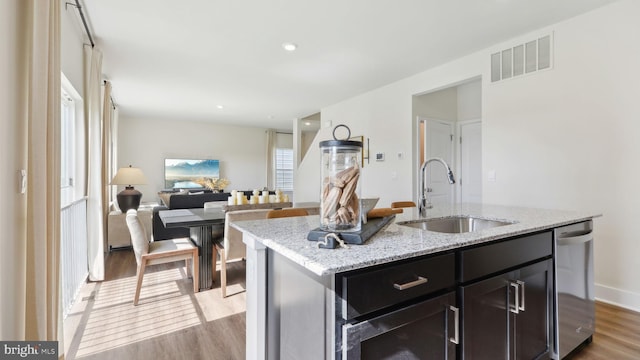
{"left": 595, "top": 283, "right": 640, "bottom": 313}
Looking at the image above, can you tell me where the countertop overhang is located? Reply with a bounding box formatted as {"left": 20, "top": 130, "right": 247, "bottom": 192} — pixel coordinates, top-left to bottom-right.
{"left": 232, "top": 203, "right": 600, "bottom": 276}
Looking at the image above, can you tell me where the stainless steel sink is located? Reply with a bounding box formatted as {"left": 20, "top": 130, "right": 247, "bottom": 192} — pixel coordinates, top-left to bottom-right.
{"left": 397, "top": 216, "right": 515, "bottom": 233}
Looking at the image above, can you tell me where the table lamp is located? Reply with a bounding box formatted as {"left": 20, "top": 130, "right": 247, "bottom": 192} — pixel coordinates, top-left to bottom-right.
{"left": 110, "top": 165, "right": 148, "bottom": 212}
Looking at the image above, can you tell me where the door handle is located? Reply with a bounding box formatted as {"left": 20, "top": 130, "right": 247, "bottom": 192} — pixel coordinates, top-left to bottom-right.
{"left": 509, "top": 282, "right": 520, "bottom": 314}
{"left": 517, "top": 280, "right": 525, "bottom": 312}
{"left": 449, "top": 305, "right": 460, "bottom": 344}
{"left": 557, "top": 232, "right": 593, "bottom": 246}
{"left": 393, "top": 276, "right": 428, "bottom": 290}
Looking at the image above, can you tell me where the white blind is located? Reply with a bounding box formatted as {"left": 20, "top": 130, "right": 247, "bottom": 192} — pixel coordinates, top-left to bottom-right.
{"left": 275, "top": 148, "right": 293, "bottom": 191}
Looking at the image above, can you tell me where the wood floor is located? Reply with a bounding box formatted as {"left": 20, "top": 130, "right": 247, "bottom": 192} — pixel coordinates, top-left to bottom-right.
{"left": 63, "top": 250, "right": 247, "bottom": 360}
{"left": 64, "top": 250, "right": 640, "bottom": 359}
{"left": 568, "top": 301, "right": 640, "bottom": 360}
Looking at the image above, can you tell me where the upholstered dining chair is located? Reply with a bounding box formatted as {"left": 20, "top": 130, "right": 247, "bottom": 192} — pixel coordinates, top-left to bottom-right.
{"left": 390, "top": 201, "right": 417, "bottom": 209}
{"left": 125, "top": 209, "right": 199, "bottom": 305}
{"left": 215, "top": 209, "right": 271, "bottom": 297}
{"left": 266, "top": 208, "right": 309, "bottom": 219}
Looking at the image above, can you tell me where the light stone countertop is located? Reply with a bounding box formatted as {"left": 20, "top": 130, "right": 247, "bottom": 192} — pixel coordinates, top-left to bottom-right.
{"left": 232, "top": 203, "right": 600, "bottom": 276}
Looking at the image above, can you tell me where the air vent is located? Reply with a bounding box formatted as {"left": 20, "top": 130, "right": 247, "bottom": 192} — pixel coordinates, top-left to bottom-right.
{"left": 491, "top": 34, "right": 552, "bottom": 83}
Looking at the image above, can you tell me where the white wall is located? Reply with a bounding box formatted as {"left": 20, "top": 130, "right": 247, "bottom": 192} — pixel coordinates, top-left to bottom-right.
{"left": 457, "top": 80, "right": 482, "bottom": 121}
{"left": 117, "top": 117, "right": 268, "bottom": 202}
{"left": 413, "top": 87, "right": 458, "bottom": 121}
{"left": 0, "top": 0, "right": 27, "bottom": 340}
{"left": 483, "top": 0, "right": 640, "bottom": 309}
{"left": 296, "top": 54, "right": 483, "bottom": 207}
{"left": 296, "top": 0, "right": 640, "bottom": 310}
{"left": 60, "top": 0, "right": 84, "bottom": 96}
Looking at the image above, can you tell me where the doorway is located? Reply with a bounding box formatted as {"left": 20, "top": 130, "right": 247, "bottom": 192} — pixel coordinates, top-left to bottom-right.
{"left": 418, "top": 117, "right": 455, "bottom": 206}
{"left": 413, "top": 78, "right": 482, "bottom": 207}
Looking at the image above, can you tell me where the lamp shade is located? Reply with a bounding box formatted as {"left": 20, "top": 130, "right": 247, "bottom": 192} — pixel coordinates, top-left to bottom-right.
{"left": 110, "top": 166, "right": 147, "bottom": 186}
{"left": 111, "top": 166, "right": 147, "bottom": 212}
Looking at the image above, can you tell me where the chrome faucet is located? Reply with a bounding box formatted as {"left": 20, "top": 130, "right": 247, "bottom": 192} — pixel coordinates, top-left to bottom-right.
{"left": 419, "top": 157, "right": 456, "bottom": 216}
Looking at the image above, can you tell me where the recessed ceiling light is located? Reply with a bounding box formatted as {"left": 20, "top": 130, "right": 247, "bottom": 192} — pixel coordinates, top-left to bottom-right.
{"left": 216, "top": 105, "right": 223, "bottom": 109}
{"left": 304, "top": 121, "right": 311, "bottom": 126}
{"left": 282, "top": 42, "right": 297, "bottom": 52}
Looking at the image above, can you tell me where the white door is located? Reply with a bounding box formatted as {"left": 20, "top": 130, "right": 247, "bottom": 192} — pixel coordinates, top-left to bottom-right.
{"left": 459, "top": 120, "right": 482, "bottom": 203}
{"left": 423, "top": 118, "right": 455, "bottom": 206}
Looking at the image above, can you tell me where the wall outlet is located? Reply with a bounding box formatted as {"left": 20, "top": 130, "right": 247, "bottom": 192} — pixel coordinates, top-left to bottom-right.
{"left": 376, "top": 152, "right": 385, "bottom": 161}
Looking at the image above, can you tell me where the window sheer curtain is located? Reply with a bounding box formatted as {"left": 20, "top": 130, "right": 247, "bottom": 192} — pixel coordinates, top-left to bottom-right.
{"left": 101, "top": 81, "right": 117, "bottom": 225}
{"left": 21, "top": 0, "right": 63, "bottom": 350}
{"left": 84, "top": 45, "right": 105, "bottom": 281}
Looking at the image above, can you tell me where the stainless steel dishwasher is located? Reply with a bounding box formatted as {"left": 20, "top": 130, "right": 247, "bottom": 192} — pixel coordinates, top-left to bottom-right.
{"left": 553, "top": 220, "right": 595, "bottom": 359}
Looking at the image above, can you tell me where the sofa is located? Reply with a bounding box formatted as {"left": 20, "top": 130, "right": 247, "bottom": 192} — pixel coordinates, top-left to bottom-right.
{"left": 152, "top": 190, "right": 274, "bottom": 241}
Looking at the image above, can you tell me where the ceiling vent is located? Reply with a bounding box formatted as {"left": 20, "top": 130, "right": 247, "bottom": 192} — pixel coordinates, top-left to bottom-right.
{"left": 491, "top": 34, "right": 552, "bottom": 83}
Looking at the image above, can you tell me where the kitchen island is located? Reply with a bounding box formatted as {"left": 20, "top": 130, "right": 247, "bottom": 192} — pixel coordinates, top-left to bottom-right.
{"left": 233, "top": 203, "right": 599, "bottom": 360}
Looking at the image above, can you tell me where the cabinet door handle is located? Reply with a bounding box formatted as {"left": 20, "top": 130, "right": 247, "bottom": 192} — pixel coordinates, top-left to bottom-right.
{"left": 557, "top": 231, "right": 593, "bottom": 246}
{"left": 393, "top": 276, "right": 428, "bottom": 290}
{"left": 517, "top": 280, "right": 525, "bottom": 312}
{"left": 509, "top": 282, "right": 520, "bottom": 314}
{"left": 449, "top": 305, "right": 460, "bottom": 344}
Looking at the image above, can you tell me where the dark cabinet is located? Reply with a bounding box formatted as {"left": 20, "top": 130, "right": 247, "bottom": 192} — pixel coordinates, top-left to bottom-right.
{"left": 461, "top": 259, "right": 553, "bottom": 360}
{"left": 342, "top": 292, "right": 458, "bottom": 360}
{"left": 339, "top": 253, "right": 457, "bottom": 360}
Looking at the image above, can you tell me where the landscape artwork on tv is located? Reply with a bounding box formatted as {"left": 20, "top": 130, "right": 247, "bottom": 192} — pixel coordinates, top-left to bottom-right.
{"left": 164, "top": 159, "right": 220, "bottom": 189}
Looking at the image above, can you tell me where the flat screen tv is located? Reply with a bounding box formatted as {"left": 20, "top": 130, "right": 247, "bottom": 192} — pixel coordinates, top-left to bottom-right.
{"left": 164, "top": 158, "right": 220, "bottom": 189}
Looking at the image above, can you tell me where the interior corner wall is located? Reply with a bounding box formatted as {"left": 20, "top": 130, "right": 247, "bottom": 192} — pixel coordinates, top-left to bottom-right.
{"left": 0, "top": 0, "right": 27, "bottom": 340}
{"left": 117, "top": 117, "right": 268, "bottom": 201}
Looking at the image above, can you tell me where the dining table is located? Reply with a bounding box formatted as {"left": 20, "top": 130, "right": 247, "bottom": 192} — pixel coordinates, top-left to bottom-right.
{"left": 158, "top": 207, "right": 225, "bottom": 291}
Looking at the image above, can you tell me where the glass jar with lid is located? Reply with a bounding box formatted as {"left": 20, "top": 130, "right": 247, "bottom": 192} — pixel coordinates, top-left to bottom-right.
{"left": 319, "top": 125, "right": 362, "bottom": 232}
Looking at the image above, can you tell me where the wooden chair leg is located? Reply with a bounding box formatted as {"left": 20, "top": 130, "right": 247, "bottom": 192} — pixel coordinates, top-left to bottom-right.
{"left": 185, "top": 258, "right": 192, "bottom": 278}
{"left": 134, "top": 261, "right": 147, "bottom": 305}
{"left": 220, "top": 247, "right": 227, "bottom": 298}
{"left": 211, "top": 244, "right": 218, "bottom": 283}
{"left": 192, "top": 249, "right": 199, "bottom": 294}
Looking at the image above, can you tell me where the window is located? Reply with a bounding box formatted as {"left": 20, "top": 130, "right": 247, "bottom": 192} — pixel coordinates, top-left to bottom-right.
{"left": 61, "top": 90, "right": 74, "bottom": 189}
{"left": 275, "top": 148, "right": 293, "bottom": 192}
{"left": 60, "top": 73, "right": 83, "bottom": 207}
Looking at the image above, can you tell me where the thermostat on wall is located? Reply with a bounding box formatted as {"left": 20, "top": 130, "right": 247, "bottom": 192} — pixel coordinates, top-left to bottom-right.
{"left": 375, "top": 152, "right": 385, "bottom": 161}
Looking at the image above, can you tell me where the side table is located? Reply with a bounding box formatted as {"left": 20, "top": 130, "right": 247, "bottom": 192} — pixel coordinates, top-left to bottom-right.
{"left": 107, "top": 209, "right": 152, "bottom": 250}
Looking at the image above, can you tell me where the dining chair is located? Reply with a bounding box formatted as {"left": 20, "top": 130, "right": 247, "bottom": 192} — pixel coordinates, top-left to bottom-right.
{"left": 266, "top": 208, "right": 309, "bottom": 219}
{"left": 215, "top": 209, "right": 271, "bottom": 297}
{"left": 125, "top": 209, "right": 199, "bottom": 305}
{"left": 390, "top": 201, "right": 417, "bottom": 209}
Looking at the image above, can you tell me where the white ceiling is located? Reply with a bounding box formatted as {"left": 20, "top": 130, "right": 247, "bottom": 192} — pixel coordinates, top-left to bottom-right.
{"left": 81, "top": 0, "right": 616, "bottom": 130}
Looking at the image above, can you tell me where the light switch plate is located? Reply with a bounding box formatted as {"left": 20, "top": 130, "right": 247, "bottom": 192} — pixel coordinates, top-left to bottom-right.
{"left": 488, "top": 170, "right": 496, "bottom": 182}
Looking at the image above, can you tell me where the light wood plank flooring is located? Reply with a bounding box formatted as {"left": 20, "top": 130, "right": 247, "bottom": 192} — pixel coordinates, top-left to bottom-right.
{"left": 64, "top": 250, "right": 640, "bottom": 359}
{"left": 568, "top": 301, "right": 640, "bottom": 359}
{"left": 63, "top": 250, "right": 247, "bottom": 360}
